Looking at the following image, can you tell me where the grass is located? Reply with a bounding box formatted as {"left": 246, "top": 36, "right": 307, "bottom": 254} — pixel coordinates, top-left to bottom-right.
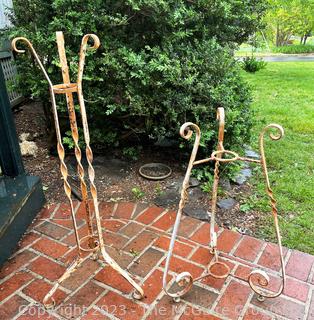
{"left": 235, "top": 43, "right": 273, "bottom": 57}
{"left": 242, "top": 62, "right": 314, "bottom": 254}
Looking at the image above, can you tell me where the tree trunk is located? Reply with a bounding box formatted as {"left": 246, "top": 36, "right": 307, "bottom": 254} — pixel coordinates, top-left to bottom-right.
{"left": 276, "top": 23, "right": 280, "bottom": 46}
{"left": 300, "top": 36, "right": 304, "bottom": 44}
{"left": 303, "top": 35, "right": 308, "bottom": 45}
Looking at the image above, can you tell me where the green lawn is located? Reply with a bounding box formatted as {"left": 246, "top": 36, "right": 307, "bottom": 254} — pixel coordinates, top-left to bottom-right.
{"left": 235, "top": 43, "right": 271, "bottom": 57}
{"left": 242, "top": 62, "right": 314, "bottom": 254}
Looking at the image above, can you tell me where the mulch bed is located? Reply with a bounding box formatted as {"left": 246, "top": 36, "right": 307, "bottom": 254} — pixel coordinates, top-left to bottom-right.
{"left": 14, "top": 101, "right": 266, "bottom": 237}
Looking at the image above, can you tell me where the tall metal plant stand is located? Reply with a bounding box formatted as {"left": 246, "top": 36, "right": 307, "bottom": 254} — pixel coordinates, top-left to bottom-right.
{"left": 163, "top": 107, "right": 286, "bottom": 302}
{"left": 12, "top": 32, "right": 144, "bottom": 308}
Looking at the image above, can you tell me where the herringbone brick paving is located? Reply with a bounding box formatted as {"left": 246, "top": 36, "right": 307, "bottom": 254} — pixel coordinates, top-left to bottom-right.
{"left": 0, "top": 202, "right": 313, "bottom": 319}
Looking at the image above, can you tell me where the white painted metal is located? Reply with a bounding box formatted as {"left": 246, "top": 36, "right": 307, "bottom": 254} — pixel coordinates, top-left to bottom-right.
{"left": 0, "top": 0, "right": 13, "bottom": 29}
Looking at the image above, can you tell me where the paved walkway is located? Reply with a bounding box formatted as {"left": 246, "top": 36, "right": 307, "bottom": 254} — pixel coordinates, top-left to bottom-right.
{"left": 0, "top": 202, "right": 313, "bottom": 319}
{"left": 237, "top": 55, "right": 314, "bottom": 62}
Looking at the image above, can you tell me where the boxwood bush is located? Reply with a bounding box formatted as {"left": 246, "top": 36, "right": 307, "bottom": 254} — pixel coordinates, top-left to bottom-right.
{"left": 8, "top": 0, "right": 267, "bottom": 162}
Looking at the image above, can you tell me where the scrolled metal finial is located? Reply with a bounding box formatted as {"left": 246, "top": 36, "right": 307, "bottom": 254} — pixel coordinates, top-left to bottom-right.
{"left": 262, "top": 124, "right": 284, "bottom": 141}
{"left": 12, "top": 36, "right": 53, "bottom": 87}
{"left": 77, "top": 34, "right": 100, "bottom": 94}
{"left": 180, "top": 122, "right": 201, "bottom": 140}
{"left": 81, "top": 34, "right": 100, "bottom": 50}
{"left": 12, "top": 37, "right": 32, "bottom": 53}
{"left": 259, "top": 123, "right": 285, "bottom": 189}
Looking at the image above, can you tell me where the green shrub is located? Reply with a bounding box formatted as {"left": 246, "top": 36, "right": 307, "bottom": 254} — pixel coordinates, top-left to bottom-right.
{"left": 122, "top": 146, "right": 140, "bottom": 161}
{"left": 272, "top": 44, "right": 314, "bottom": 54}
{"left": 131, "top": 187, "right": 145, "bottom": 200}
{"left": 242, "top": 56, "right": 267, "bottom": 73}
{"left": 8, "top": 0, "right": 266, "bottom": 168}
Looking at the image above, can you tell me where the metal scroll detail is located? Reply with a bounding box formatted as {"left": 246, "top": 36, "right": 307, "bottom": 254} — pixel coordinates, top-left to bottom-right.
{"left": 12, "top": 32, "right": 144, "bottom": 308}
{"left": 163, "top": 108, "right": 286, "bottom": 301}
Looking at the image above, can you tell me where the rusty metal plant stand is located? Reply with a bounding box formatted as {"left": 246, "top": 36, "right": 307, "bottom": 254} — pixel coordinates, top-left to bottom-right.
{"left": 163, "top": 108, "right": 286, "bottom": 302}
{"left": 12, "top": 32, "right": 144, "bottom": 308}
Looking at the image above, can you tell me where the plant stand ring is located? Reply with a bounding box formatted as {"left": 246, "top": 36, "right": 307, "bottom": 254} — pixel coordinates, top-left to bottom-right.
{"left": 139, "top": 162, "right": 172, "bottom": 180}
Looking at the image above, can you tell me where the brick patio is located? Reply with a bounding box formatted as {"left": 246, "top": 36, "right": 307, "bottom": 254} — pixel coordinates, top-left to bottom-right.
{"left": 0, "top": 202, "right": 313, "bottom": 320}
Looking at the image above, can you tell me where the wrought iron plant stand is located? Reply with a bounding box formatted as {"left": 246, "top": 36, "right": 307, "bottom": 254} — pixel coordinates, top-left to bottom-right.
{"left": 163, "top": 108, "right": 286, "bottom": 302}
{"left": 12, "top": 32, "right": 144, "bottom": 308}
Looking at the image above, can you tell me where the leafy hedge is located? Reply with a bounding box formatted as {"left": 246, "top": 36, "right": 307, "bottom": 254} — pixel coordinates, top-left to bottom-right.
{"left": 9, "top": 0, "right": 267, "bottom": 159}
{"left": 272, "top": 44, "right": 314, "bottom": 54}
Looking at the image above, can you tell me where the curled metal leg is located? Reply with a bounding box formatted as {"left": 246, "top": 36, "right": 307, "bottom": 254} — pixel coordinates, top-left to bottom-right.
{"left": 12, "top": 32, "right": 144, "bottom": 307}
{"left": 248, "top": 124, "right": 286, "bottom": 299}
{"left": 76, "top": 34, "right": 143, "bottom": 300}
{"left": 163, "top": 122, "right": 201, "bottom": 298}
{"left": 209, "top": 108, "right": 225, "bottom": 251}
{"left": 12, "top": 37, "right": 83, "bottom": 257}
{"left": 43, "top": 256, "right": 84, "bottom": 309}
{"left": 163, "top": 117, "right": 230, "bottom": 300}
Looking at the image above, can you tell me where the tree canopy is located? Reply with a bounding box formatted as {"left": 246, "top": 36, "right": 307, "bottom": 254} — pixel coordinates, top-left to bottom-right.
{"left": 266, "top": 0, "right": 314, "bottom": 45}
